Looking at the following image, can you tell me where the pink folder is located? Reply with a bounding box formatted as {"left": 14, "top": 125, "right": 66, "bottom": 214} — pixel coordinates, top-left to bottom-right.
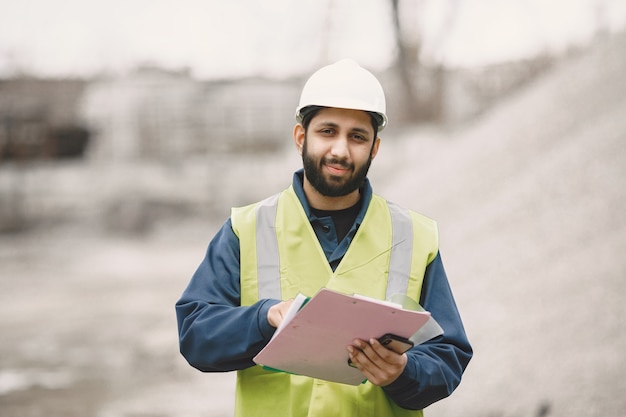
{"left": 253, "top": 288, "right": 431, "bottom": 385}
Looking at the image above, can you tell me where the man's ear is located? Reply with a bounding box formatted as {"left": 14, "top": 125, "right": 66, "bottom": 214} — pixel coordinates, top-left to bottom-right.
{"left": 293, "top": 124, "right": 305, "bottom": 155}
{"left": 370, "top": 137, "right": 381, "bottom": 160}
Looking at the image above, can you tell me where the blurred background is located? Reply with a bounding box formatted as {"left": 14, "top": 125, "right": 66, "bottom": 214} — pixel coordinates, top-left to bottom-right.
{"left": 1, "top": 0, "right": 625, "bottom": 416}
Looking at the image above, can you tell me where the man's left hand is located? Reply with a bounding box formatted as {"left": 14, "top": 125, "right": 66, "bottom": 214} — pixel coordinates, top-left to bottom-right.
{"left": 346, "top": 338, "right": 407, "bottom": 386}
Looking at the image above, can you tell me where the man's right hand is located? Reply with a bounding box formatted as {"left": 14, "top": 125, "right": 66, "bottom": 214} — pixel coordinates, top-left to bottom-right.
{"left": 267, "top": 299, "right": 294, "bottom": 328}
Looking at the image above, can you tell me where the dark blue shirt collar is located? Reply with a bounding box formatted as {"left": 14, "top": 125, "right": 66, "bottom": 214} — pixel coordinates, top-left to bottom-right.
{"left": 291, "top": 169, "right": 373, "bottom": 226}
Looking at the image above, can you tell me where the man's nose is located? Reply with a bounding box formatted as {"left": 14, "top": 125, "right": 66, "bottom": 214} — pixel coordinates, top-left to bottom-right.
{"left": 329, "top": 136, "right": 350, "bottom": 159}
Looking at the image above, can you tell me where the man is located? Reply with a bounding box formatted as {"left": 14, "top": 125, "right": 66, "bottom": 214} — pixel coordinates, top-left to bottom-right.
{"left": 176, "top": 59, "right": 472, "bottom": 416}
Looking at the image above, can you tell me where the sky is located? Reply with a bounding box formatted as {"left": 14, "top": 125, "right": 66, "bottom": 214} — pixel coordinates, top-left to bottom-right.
{"left": 0, "top": 0, "right": 625, "bottom": 79}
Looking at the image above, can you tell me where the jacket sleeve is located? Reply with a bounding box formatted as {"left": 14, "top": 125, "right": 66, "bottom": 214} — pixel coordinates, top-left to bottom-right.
{"left": 175, "top": 219, "right": 280, "bottom": 372}
{"left": 382, "top": 251, "right": 473, "bottom": 409}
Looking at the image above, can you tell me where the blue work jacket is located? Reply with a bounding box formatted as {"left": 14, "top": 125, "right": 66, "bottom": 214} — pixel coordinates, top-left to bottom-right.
{"left": 176, "top": 170, "right": 472, "bottom": 410}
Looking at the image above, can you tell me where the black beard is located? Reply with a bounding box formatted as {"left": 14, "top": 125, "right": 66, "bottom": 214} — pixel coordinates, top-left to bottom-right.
{"left": 302, "top": 139, "right": 372, "bottom": 198}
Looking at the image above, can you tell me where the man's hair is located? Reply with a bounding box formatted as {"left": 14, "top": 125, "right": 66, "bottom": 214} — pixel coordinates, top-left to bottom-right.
{"left": 299, "top": 106, "right": 380, "bottom": 140}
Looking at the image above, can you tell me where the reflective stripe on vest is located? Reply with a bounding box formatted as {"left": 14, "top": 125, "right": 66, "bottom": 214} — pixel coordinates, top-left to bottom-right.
{"left": 386, "top": 201, "right": 413, "bottom": 299}
{"left": 255, "top": 193, "right": 281, "bottom": 300}
{"left": 255, "top": 196, "right": 413, "bottom": 300}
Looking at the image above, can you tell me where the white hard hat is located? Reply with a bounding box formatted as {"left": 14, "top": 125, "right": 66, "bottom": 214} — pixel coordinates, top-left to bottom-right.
{"left": 295, "top": 59, "right": 388, "bottom": 131}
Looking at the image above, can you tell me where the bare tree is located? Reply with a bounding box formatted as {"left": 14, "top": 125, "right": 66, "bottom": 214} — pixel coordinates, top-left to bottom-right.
{"left": 389, "top": 0, "right": 462, "bottom": 123}
{"left": 390, "top": 0, "right": 419, "bottom": 122}
{"left": 427, "top": 0, "right": 460, "bottom": 122}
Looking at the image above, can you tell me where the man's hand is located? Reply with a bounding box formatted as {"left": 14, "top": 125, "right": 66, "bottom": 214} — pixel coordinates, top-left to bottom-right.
{"left": 267, "top": 299, "right": 294, "bottom": 328}
{"left": 346, "top": 338, "right": 408, "bottom": 386}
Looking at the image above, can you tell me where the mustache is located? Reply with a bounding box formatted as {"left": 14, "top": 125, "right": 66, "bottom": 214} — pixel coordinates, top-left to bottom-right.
{"left": 322, "top": 157, "right": 353, "bottom": 170}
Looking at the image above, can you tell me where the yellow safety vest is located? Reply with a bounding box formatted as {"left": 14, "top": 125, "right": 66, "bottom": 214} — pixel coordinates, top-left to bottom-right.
{"left": 231, "top": 185, "right": 438, "bottom": 417}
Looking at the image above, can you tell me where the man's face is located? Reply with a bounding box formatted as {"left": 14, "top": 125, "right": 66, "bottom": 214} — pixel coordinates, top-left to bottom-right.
{"left": 300, "top": 108, "right": 379, "bottom": 198}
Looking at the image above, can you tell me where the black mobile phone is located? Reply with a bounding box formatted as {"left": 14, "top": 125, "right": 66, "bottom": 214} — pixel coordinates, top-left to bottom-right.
{"left": 378, "top": 333, "right": 414, "bottom": 354}
{"left": 347, "top": 334, "right": 414, "bottom": 367}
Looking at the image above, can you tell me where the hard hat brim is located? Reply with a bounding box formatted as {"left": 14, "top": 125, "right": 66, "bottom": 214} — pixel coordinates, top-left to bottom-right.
{"left": 295, "top": 103, "right": 387, "bottom": 131}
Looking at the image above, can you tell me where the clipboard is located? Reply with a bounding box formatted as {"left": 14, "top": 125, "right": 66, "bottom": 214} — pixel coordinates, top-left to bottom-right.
{"left": 253, "top": 288, "right": 432, "bottom": 385}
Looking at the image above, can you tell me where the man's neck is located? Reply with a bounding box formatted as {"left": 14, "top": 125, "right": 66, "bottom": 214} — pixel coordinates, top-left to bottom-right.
{"left": 303, "top": 178, "right": 361, "bottom": 211}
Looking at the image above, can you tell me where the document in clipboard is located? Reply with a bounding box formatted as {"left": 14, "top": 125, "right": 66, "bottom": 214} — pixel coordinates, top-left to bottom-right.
{"left": 253, "top": 288, "right": 434, "bottom": 385}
